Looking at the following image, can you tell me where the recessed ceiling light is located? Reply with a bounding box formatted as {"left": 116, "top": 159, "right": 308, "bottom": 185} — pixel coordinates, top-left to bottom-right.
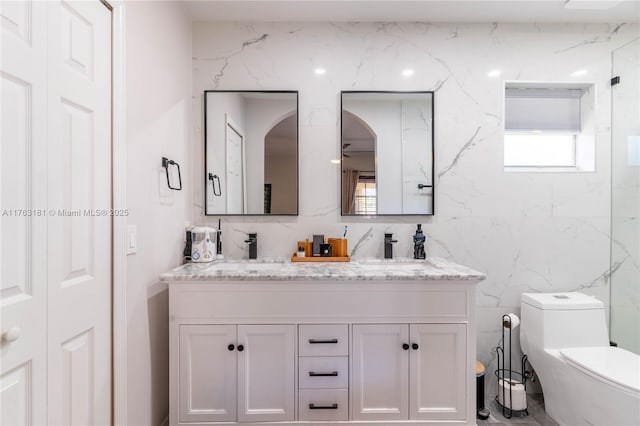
{"left": 330, "top": 159, "right": 341, "bottom": 164}
{"left": 487, "top": 69, "right": 502, "bottom": 77}
{"left": 314, "top": 68, "right": 326, "bottom": 75}
{"left": 571, "top": 69, "right": 588, "bottom": 76}
{"left": 402, "top": 69, "right": 414, "bottom": 77}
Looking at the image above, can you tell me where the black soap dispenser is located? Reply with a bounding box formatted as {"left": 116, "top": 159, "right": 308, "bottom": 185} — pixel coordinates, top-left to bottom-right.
{"left": 216, "top": 219, "right": 224, "bottom": 259}
{"left": 413, "top": 224, "right": 426, "bottom": 260}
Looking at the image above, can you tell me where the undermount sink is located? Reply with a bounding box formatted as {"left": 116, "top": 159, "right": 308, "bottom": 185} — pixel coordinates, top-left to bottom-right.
{"left": 207, "top": 261, "right": 283, "bottom": 271}
{"left": 353, "top": 259, "right": 432, "bottom": 267}
{"left": 353, "top": 263, "right": 430, "bottom": 271}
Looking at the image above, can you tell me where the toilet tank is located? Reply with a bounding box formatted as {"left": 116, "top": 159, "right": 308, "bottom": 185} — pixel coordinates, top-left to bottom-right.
{"left": 520, "top": 292, "right": 609, "bottom": 354}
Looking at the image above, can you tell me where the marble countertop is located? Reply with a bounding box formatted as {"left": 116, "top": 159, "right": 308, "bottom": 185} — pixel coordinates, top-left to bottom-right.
{"left": 160, "top": 257, "right": 486, "bottom": 282}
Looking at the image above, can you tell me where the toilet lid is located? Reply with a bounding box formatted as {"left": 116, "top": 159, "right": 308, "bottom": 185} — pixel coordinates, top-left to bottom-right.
{"left": 560, "top": 347, "right": 640, "bottom": 395}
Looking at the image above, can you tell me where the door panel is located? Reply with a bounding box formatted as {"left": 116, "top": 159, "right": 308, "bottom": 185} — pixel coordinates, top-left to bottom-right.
{"left": 409, "top": 323, "right": 467, "bottom": 420}
{"left": 0, "top": 1, "right": 48, "bottom": 424}
{"left": 1, "top": 362, "right": 33, "bottom": 425}
{"left": 59, "top": 98, "right": 95, "bottom": 288}
{"left": 60, "top": 329, "right": 94, "bottom": 425}
{"left": 351, "top": 324, "right": 409, "bottom": 421}
{"left": 179, "top": 325, "right": 237, "bottom": 423}
{"left": 46, "top": 1, "right": 111, "bottom": 424}
{"left": 237, "top": 324, "right": 295, "bottom": 422}
{"left": 225, "top": 117, "right": 245, "bottom": 214}
{"left": 0, "top": 0, "right": 31, "bottom": 44}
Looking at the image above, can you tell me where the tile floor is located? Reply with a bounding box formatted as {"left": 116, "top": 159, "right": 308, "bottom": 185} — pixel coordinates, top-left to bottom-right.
{"left": 477, "top": 393, "right": 559, "bottom": 426}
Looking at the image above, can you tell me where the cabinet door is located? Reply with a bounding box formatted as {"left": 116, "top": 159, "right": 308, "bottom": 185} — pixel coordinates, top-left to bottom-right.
{"left": 409, "top": 323, "right": 467, "bottom": 420}
{"left": 237, "top": 324, "right": 295, "bottom": 422}
{"left": 179, "top": 325, "right": 237, "bottom": 423}
{"left": 351, "top": 324, "right": 409, "bottom": 421}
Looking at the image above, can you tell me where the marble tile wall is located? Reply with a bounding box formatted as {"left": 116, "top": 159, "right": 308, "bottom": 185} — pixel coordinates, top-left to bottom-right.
{"left": 191, "top": 21, "right": 639, "bottom": 386}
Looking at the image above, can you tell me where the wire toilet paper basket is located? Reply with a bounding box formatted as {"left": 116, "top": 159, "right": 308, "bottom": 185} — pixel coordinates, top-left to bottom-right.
{"left": 494, "top": 313, "right": 531, "bottom": 418}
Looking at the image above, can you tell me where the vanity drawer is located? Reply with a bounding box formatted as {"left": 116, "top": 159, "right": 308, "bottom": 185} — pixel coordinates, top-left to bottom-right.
{"left": 299, "top": 356, "right": 348, "bottom": 389}
{"left": 298, "top": 389, "right": 348, "bottom": 421}
{"left": 299, "top": 324, "right": 348, "bottom": 356}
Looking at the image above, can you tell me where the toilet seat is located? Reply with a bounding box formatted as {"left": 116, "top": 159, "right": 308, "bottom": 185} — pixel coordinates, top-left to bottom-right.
{"left": 560, "top": 346, "right": 640, "bottom": 396}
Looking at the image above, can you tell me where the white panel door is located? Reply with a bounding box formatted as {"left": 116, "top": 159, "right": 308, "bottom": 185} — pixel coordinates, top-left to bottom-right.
{"left": 409, "top": 323, "right": 467, "bottom": 420}
{"left": 237, "top": 324, "right": 295, "bottom": 422}
{"left": 179, "top": 325, "right": 237, "bottom": 423}
{"left": 225, "top": 117, "right": 246, "bottom": 214}
{"left": 351, "top": 324, "right": 409, "bottom": 421}
{"left": 0, "top": 2, "right": 48, "bottom": 424}
{"left": 46, "top": 1, "right": 111, "bottom": 424}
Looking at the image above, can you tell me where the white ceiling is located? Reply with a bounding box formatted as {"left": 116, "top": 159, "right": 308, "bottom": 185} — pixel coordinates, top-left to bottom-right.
{"left": 183, "top": 0, "right": 639, "bottom": 23}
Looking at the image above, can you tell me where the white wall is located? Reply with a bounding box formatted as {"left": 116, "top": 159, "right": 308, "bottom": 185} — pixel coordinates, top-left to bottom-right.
{"left": 401, "top": 99, "right": 433, "bottom": 214}
{"left": 244, "top": 98, "right": 297, "bottom": 212}
{"left": 125, "top": 2, "right": 192, "bottom": 425}
{"left": 192, "top": 21, "right": 638, "bottom": 388}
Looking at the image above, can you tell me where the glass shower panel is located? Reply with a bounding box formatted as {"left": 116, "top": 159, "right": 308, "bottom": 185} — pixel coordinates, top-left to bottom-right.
{"left": 611, "top": 39, "right": 640, "bottom": 354}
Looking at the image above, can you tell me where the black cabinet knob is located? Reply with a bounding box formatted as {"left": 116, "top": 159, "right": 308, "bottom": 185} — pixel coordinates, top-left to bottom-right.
{"left": 412, "top": 343, "right": 419, "bottom": 350}
{"left": 227, "top": 344, "right": 235, "bottom": 351}
{"left": 402, "top": 343, "right": 410, "bottom": 350}
{"left": 237, "top": 344, "right": 244, "bottom": 352}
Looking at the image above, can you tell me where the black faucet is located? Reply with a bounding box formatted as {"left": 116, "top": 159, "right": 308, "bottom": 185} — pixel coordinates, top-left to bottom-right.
{"left": 245, "top": 232, "right": 257, "bottom": 259}
{"left": 413, "top": 224, "right": 426, "bottom": 260}
{"left": 384, "top": 233, "right": 398, "bottom": 259}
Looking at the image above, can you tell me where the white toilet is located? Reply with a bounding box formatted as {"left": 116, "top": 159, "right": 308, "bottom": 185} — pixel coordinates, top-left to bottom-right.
{"left": 520, "top": 292, "right": 640, "bottom": 426}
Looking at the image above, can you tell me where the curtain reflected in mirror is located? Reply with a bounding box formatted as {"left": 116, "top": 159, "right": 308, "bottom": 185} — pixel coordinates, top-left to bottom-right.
{"left": 342, "top": 170, "right": 359, "bottom": 214}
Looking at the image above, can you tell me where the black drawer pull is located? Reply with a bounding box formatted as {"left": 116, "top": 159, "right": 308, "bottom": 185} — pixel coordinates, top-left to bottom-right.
{"left": 309, "top": 339, "right": 338, "bottom": 344}
{"left": 309, "top": 403, "right": 338, "bottom": 410}
{"left": 309, "top": 371, "right": 338, "bottom": 377}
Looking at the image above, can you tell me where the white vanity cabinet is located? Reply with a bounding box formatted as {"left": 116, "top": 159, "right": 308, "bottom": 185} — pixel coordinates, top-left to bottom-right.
{"left": 166, "top": 260, "right": 484, "bottom": 426}
{"left": 178, "top": 324, "right": 295, "bottom": 424}
{"left": 351, "top": 323, "right": 467, "bottom": 421}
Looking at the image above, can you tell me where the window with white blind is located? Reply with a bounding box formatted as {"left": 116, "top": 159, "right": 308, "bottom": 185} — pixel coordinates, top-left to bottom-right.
{"left": 504, "top": 83, "right": 595, "bottom": 172}
{"left": 354, "top": 176, "right": 376, "bottom": 215}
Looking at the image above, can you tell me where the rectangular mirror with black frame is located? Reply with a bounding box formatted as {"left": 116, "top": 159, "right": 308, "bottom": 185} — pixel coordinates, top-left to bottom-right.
{"left": 204, "top": 90, "right": 298, "bottom": 215}
{"left": 341, "top": 91, "right": 434, "bottom": 216}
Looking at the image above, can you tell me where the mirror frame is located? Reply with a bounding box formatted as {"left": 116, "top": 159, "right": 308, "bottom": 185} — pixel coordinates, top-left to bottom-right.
{"left": 204, "top": 90, "right": 299, "bottom": 216}
{"left": 340, "top": 90, "right": 435, "bottom": 217}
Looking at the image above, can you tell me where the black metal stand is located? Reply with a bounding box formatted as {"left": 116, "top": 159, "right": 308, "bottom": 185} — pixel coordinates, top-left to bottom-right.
{"left": 495, "top": 314, "right": 530, "bottom": 419}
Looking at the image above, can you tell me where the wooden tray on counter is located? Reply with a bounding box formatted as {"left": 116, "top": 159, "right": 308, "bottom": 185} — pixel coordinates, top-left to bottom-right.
{"left": 291, "top": 253, "right": 351, "bottom": 262}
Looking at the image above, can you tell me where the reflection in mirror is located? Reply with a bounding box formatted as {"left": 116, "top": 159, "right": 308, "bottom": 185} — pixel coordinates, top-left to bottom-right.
{"left": 205, "top": 91, "right": 298, "bottom": 215}
{"left": 341, "top": 91, "right": 434, "bottom": 216}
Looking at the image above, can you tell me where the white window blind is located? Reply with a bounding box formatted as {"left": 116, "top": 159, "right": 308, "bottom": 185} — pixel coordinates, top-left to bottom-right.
{"left": 505, "top": 88, "right": 582, "bottom": 132}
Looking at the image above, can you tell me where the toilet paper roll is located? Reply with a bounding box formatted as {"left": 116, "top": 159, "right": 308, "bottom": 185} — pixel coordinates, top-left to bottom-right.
{"left": 502, "top": 313, "right": 520, "bottom": 329}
